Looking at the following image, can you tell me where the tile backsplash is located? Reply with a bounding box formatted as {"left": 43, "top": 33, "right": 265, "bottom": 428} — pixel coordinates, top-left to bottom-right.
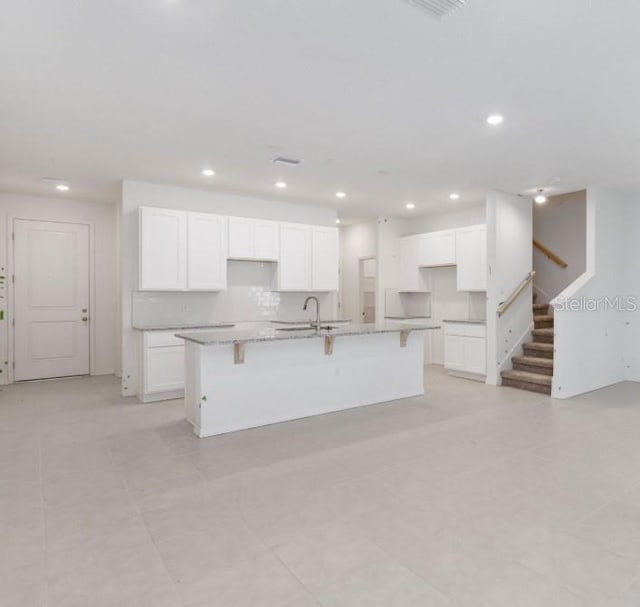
{"left": 132, "top": 260, "right": 338, "bottom": 327}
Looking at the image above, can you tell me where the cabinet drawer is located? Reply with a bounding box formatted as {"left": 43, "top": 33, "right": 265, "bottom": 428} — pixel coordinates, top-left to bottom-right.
{"left": 444, "top": 323, "right": 486, "bottom": 338}
{"left": 444, "top": 323, "right": 466, "bottom": 337}
{"left": 145, "top": 331, "right": 184, "bottom": 348}
{"left": 465, "top": 324, "right": 486, "bottom": 338}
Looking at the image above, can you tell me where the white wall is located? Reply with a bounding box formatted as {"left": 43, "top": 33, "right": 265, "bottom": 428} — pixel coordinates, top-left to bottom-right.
{"left": 402, "top": 204, "right": 486, "bottom": 236}
{"left": 623, "top": 201, "right": 640, "bottom": 382}
{"left": 375, "top": 217, "right": 406, "bottom": 323}
{"left": 0, "top": 192, "right": 118, "bottom": 382}
{"left": 533, "top": 191, "right": 586, "bottom": 303}
{"left": 486, "top": 191, "right": 533, "bottom": 385}
{"left": 120, "top": 180, "right": 337, "bottom": 397}
{"left": 552, "top": 187, "right": 634, "bottom": 398}
{"left": 339, "top": 222, "right": 376, "bottom": 323}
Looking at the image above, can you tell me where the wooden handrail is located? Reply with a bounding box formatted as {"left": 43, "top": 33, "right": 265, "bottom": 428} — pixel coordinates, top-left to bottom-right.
{"left": 497, "top": 271, "right": 536, "bottom": 317}
{"left": 533, "top": 239, "right": 568, "bottom": 269}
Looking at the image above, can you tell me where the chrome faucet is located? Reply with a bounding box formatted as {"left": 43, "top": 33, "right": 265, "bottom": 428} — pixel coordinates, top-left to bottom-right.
{"left": 303, "top": 296, "right": 320, "bottom": 332}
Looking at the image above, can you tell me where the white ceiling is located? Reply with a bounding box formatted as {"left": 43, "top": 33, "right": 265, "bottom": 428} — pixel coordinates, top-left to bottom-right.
{"left": 1, "top": 0, "right": 640, "bottom": 220}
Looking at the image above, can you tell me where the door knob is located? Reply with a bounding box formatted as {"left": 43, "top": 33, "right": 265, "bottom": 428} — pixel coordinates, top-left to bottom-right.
{"left": 82, "top": 317, "right": 89, "bottom": 322}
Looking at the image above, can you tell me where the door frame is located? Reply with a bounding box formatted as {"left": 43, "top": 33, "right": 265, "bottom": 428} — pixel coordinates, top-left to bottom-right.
{"left": 358, "top": 256, "right": 376, "bottom": 323}
{"left": 7, "top": 216, "right": 96, "bottom": 383}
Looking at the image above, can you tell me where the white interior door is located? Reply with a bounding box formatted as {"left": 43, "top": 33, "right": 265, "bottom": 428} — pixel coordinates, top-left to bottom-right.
{"left": 14, "top": 219, "right": 90, "bottom": 381}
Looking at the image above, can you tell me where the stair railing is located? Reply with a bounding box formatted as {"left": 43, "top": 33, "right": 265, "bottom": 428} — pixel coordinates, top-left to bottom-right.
{"left": 497, "top": 271, "right": 536, "bottom": 317}
{"left": 533, "top": 240, "right": 568, "bottom": 268}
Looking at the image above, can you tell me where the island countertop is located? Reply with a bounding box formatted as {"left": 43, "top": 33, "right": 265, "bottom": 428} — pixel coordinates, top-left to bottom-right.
{"left": 176, "top": 321, "right": 439, "bottom": 346}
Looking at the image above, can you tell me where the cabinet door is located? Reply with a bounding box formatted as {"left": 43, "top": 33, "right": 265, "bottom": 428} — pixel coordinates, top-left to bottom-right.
{"left": 279, "top": 223, "right": 311, "bottom": 290}
{"left": 145, "top": 345, "right": 184, "bottom": 393}
{"left": 464, "top": 337, "right": 486, "bottom": 375}
{"left": 456, "top": 225, "right": 487, "bottom": 291}
{"left": 436, "top": 230, "right": 457, "bottom": 265}
{"left": 419, "top": 230, "right": 456, "bottom": 267}
{"left": 254, "top": 220, "right": 279, "bottom": 260}
{"left": 187, "top": 213, "right": 227, "bottom": 290}
{"left": 139, "top": 207, "right": 187, "bottom": 290}
{"left": 228, "top": 217, "right": 254, "bottom": 259}
{"left": 399, "top": 235, "right": 428, "bottom": 292}
{"left": 311, "top": 226, "right": 339, "bottom": 291}
{"left": 444, "top": 335, "right": 466, "bottom": 371}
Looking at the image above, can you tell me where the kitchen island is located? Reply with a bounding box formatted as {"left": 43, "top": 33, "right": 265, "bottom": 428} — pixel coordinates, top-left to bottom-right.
{"left": 176, "top": 322, "right": 437, "bottom": 437}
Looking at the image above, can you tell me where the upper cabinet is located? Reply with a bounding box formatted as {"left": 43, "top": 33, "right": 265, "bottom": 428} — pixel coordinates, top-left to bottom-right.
{"left": 187, "top": 213, "right": 227, "bottom": 291}
{"left": 311, "top": 226, "right": 339, "bottom": 291}
{"left": 419, "top": 230, "right": 456, "bottom": 267}
{"left": 140, "top": 207, "right": 338, "bottom": 293}
{"left": 456, "top": 224, "right": 487, "bottom": 291}
{"left": 398, "top": 235, "right": 430, "bottom": 292}
{"left": 139, "top": 207, "right": 227, "bottom": 291}
{"left": 139, "top": 207, "right": 187, "bottom": 290}
{"left": 279, "top": 223, "right": 312, "bottom": 291}
{"left": 228, "top": 217, "right": 279, "bottom": 261}
{"left": 278, "top": 223, "right": 339, "bottom": 291}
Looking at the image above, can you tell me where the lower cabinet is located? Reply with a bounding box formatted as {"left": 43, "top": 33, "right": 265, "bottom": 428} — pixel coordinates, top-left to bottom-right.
{"left": 444, "top": 322, "right": 486, "bottom": 380}
{"left": 138, "top": 331, "right": 185, "bottom": 402}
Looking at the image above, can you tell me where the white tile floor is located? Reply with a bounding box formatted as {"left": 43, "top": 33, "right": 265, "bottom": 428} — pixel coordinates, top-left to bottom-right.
{"left": 2, "top": 367, "right": 640, "bottom": 606}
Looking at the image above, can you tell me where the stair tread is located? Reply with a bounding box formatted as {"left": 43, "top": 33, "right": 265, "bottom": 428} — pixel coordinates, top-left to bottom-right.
{"left": 532, "top": 328, "right": 554, "bottom": 336}
{"left": 501, "top": 369, "right": 552, "bottom": 385}
{"left": 524, "top": 342, "right": 554, "bottom": 351}
{"left": 533, "top": 314, "right": 554, "bottom": 322}
{"left": 532, "top": 303, "right": 549, "bottom": 311}
{"left": 512, "top": 355, "right": 554, "bottom": 368}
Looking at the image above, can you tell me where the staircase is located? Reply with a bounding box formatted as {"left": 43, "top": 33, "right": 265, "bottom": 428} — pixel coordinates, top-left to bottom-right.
{"left": 501, "top": 302, "right": 554, "bottom": 395}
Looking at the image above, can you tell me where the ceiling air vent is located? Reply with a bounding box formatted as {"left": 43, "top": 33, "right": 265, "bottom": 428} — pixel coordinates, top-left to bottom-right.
{"left": 273, "top": 156, "right": 302, "bottom": 166}
{"left": 404, "top": 0, "right": 467, "bottom": 19}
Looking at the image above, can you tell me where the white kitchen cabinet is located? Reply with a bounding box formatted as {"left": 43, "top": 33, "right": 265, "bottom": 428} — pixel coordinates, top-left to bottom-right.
{"left": 139, "top": 207, "right": 187, "bottom": 290}
{"left": 311, "top": 226, "right": 339, "bottom": 291}
{"left": 187, "top": 213, "right": 227, "bottom": 290}
{"left": 139, "top": 207, "right": 227, "bottom": 291}
{"left": 399, "top": 235, "right": 430, "bottom": 292}
{"left": 279, "top": 222, "right": 312, "bottom": 290}
{"left": 444, "top": 322, "right": 486, "bottom": 380}
{"left": 419, "top": 229, "right": 456, "bottom": 267}
{"left": 254, "top": 220, "right": 279, "bottom": 260}
{"left": 138, "top": 331, "right": 185, "bottom": 402}
{"left": 464, "top": 333, "right": 487, "bottom": 375}
{"left": 456, "top": 224, "right": 487, "bottom": 291}
{"left": 228, "top": 217, "right": 279, "bottom": 261}
{"left": 444, "top": 334, "right": 466, "bottom": 371}
{"left": 278, "top": 223, "right": 339, "bottom": 291}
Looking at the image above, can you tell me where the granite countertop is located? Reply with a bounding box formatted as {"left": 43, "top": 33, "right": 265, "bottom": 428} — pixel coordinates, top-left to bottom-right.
{"left": 270, "top": 319, "right": 351, "bottom": 326}
{"left": 442, "top": 319, "right": 487, "bottom": 325}
{"left": 132, "top": 323, "right": 235, "bottom": 331}
{"left": 176, "top": 321, "right": 440, "bottom": 346}
{"left": 384, "top": 316, "right": 431, "bottom": 320}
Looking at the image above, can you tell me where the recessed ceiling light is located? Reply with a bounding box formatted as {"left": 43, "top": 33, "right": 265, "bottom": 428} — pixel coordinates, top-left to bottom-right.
{"left": 405, "top": 202, "right": 415, "bottom": 210}
{"left": 335, "top": 218, "right": 341, "bottom": 225}
{"left": 534, "top": 189, "right": 548, "bottom": 204}
{"left": 336, "top": 191, "right": 346, "bottom": 199}
{"left": 486, "top": 114, "right": 504, "bottom": 126}
{"left": 55, "top": 184, "right": 69, "bottom": 192}
{"left": 449, "top": 193, "right": 460, "bottom": 200}
{"left": 275, "top": 181, "right": 287, "bottom": 189}
{"left": 202, "top": 169, "right": 215, "bottom": 177}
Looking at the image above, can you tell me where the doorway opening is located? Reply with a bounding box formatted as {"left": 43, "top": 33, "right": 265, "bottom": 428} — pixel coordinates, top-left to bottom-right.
{"left": 359, "top": 257, "right": 376, "bottom": 323}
